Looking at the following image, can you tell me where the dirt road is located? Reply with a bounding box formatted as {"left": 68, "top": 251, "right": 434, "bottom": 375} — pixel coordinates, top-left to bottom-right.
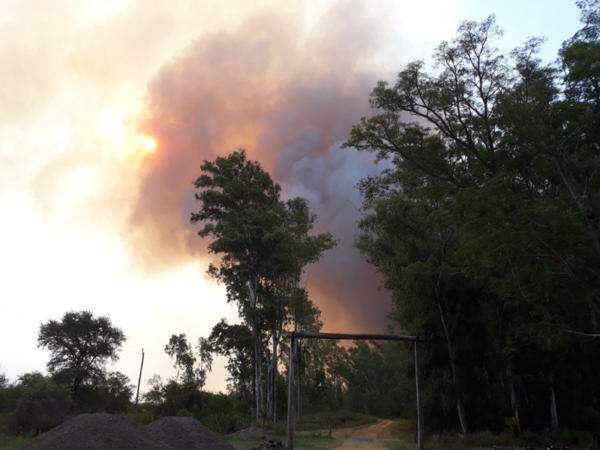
{"left": 332, "top": 420, "right": 396, "bottom": 450}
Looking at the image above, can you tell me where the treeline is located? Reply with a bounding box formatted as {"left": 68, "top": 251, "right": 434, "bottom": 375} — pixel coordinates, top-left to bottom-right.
{"left": 0, "top": 311, "right": 134, "bottom": 434}
{"left": 342, "top": 0, "right": 600, "bottom": 433}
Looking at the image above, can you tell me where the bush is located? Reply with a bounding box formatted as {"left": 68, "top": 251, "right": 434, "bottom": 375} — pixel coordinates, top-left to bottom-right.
{"left": 13, "top": 373, "right": 72, "bottom": 434}
{"left": 191, "top": 392, "right": 237, "bottom": 434}
{"left": 546, "top": 428, "right": 590, "bottom": 446}
{"left": 578, "top": 407, "right": 600, "bottom": 431}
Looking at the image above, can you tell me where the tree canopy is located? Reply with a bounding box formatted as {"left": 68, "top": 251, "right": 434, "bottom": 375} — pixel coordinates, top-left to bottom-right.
{"left": 37, "top": 310, "right": 126, "bottom": 400}
{"left": 346, "top": 2, "right": 600, "bottom": 433}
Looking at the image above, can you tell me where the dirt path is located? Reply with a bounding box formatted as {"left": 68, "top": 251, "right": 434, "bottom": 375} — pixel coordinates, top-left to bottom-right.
{"left": 332, "top": 420, "right": 396, "bottom": 450}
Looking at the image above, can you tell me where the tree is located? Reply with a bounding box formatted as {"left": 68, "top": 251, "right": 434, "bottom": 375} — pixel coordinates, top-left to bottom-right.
{"left": 37, "top": 310, "right": 126, "bottom": 400}
{"left": 262, "top": 197, "right": 336, "bottom": 420}
{"left": 165, "top": 333, "right": 197, "bottom": 385}
{"left": 191, "top": 150, "right": 285, "bottom": 419}
{"left": 97, "top": 372, "right": 134, "bottom": 413}
{"left": 346, "top": 3, "right": 600, "bottom": 433}
{"left": 197, "top": 337, "right": 214, "bottom": 391}
{"left": 208, "top": 318, "right": 255, "bottom": 405}
{"left": 13, "top": 372, "right": 72, "bottom": 434}
{"left": 164, "top": 333, "right": 213, "bottom": 390}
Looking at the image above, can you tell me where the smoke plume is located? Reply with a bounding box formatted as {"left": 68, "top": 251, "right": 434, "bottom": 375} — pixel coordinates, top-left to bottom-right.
{"left": 128, "top": 0, "right": 395, "bottom": 332}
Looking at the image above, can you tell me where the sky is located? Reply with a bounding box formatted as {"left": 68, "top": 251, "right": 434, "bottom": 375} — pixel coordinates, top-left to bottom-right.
{"left": 0, "top": 0, "right": 582, "bottom": 394}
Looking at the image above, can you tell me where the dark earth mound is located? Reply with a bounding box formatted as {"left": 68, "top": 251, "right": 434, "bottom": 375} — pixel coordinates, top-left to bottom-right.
{"left": 144, "top": 416, "right": 237, "bottom": 450}
{"left": 20, "top": 413, "right": 169, "bottom": 450}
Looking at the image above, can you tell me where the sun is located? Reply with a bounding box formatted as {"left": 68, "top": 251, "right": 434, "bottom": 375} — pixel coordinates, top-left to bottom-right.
{"left": 135, "top": 133, "right": 157, "bottom": 153}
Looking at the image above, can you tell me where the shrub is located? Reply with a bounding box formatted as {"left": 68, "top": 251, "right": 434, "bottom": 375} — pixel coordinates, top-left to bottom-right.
{"left": 13, "top": 373, "right": 72, "bottom": 434}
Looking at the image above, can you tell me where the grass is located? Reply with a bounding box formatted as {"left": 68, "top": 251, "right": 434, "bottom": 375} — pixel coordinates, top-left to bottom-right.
{"left": 261, "top": 411, "right": 378, "bottom": 435}
{"left": 0, "top": 434, "right": 34, "bottom": 450}
{"left": 422, "top": 429, "right": 595, "bottom": 450}
{"left": 226, "top": 410, "right": 378, "bottom": 450}
{"left": 388, "top": 419, "right": 595, "bottom": 450}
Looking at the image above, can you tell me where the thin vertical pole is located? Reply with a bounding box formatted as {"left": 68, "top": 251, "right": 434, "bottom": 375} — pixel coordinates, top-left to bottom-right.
{"left": 286, "top": 337, "right": 296, "bottom": 450}
{"left": 135, "top": 349, "right": 145, "bottom": 407}
{"left": 414, "top": 341, "right": 424, "bottom": 450}
{"left": 297, "top": 338, "right": 302, "bottom": 422}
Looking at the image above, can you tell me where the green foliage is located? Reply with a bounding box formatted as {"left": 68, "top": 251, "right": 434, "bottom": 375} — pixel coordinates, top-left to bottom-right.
{"left": 346, "top": 2, "right": 600, "bottom": 434}
{"left": 192, "top": 150, "right": 336, "bottom": 421}
{"left": 208, "top": 319, "right": 254, "bottom": 407}
{"left": 191, "top": 149, "right": 284, "bottom": 310}
{"left": 330, "top": 341, "right": 413, "bottom": 418}
{"left": 0, "top": 434, "right": 35, "bottom": 450}
{"left": 191, "top": 392, "right": 237, "bottom": 434}
{"left": 37, "top": 310, "right": 126, "bottom": 399}
{"left": 9, "top": 372, "right": 72, "bottom": 435}
{"left": 165, "top": 334, "right": 197, "bottom": 383}
{"left": 141, "top": 372, "right": 238, "bottom": 434}
{"left": 94, "top": 372, "right": 134, "bottom": 414}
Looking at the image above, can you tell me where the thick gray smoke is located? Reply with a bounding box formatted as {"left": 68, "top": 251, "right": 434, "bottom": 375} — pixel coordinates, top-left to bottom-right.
{"left": 128, "top": 1, "right": 395, "bottom": 332}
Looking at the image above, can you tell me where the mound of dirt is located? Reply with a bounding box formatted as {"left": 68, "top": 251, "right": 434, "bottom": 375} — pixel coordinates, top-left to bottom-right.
{"left": 228, "top": 427, "right": 271, "bottom": 439}
{"left": 21, "top": 413, "right": 169, "bottom": 450}
{"left": 144, "top": 416, "right": 237, "bottom": 450}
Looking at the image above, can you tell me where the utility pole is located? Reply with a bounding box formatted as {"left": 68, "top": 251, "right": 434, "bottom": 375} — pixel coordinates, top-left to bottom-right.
{"left": 135, "top": 349, "right": 145, "bottom": 407}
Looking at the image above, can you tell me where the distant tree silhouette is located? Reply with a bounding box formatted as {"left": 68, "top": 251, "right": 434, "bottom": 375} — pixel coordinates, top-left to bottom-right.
{"left": 37, "top": 310, "right": 126, "bottom": 399}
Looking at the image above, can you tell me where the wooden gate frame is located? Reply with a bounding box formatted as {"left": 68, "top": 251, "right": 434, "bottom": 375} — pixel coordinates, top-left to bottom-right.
{"left": 285, "top": 331, "right": 424, "bottom": 450}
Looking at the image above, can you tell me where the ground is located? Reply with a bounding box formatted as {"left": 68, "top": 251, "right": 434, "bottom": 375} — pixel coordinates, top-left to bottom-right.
{"left": 226, "top": 419, "right": 409, "bottom": 450}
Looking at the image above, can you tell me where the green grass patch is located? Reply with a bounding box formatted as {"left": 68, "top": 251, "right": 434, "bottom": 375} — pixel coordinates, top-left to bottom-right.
{"left": 387, "top": 419, "right": 418, "bottom": 450}
{"left": 416, "top": 429, "right": 593, "bottom": 450}
{"left": 386, "top": 419, "right": 594, "bottom": 450}
{"left": 0, "top": 434, "right": 34, "bottom": 450}
{"left": 388, "top": 419, "right": 417, "bottom": 438}
{"left": 293, "top": 411, "right": 378, "bottom": 432}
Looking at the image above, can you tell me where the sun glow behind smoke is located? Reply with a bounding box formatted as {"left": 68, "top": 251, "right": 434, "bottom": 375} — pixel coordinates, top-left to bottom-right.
{"left": 135, "top": 133, "right": 158, "bottom": 154}
{"left": 0, "top": 0, "right": 479, "bottom": 393}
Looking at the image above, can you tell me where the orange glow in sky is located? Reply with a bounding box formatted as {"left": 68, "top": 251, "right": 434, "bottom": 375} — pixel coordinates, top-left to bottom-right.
{"left": 135, "top": 133, "right": 158, "bottom": 153}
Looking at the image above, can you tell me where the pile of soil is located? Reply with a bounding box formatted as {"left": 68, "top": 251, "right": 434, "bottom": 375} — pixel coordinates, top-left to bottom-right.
{"left": 21, "top": 414, "right": 168, "bottom": 450}
{"left": 228, "top": 427, "right": 271, "bottom": 439}
{"left": 144, "top": 416, "right": 237, "bottom": 450}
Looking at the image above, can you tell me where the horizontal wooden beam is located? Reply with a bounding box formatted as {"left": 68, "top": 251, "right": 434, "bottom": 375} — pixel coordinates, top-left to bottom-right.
{"left": 286, "top": 331, "right": 423, "bottom": 342}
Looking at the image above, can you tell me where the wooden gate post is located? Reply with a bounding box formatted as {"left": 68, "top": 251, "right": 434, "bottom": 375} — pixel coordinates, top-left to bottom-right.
{"left": 286, "top": 336, "right": 296, "bottom": 450}
{"left": 414, "top": 341, "right": 424, "bottom": 450}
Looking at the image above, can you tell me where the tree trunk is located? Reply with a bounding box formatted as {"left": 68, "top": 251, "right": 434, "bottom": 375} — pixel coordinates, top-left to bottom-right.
{"left": 266, "top": 348, "right": 273, "bottom": 420}
{"left": 255, "top": 338, "right": 264, "bottom": 420}
{"left": 544, "top": 303, "right": 558, "bottom": 430}
{"left": 273, "top": 335, "right": 279, "bottom": 421}
{"left": 549, "top": 373, "right": 559, "bottom": 429}
{"left": 249, "top": 278, "right": 263, "bottom": 421}
{"left": 506, "top": 361, "right": 521, "bottom": 432}
{"left": 437, "top": 301, "right": 469, "bottom": 434}
{"left": 267, "top": 333, "right": 280, "bottom": 421}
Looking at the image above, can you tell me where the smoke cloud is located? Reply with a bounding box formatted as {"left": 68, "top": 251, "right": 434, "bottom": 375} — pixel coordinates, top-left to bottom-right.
{"left": 129, "top": 0, "right": 395, "bottom": 331}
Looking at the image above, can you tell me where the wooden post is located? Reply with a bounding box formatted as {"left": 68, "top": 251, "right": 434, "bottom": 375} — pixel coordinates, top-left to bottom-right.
{"left": 414, "top": 341, "right": 424, "bottom": 450}
{"left": 135, "top": 349, "right": 145, "bottom": 407}
{"left": 286, "top": 337, "right": 296, "bottom": 450}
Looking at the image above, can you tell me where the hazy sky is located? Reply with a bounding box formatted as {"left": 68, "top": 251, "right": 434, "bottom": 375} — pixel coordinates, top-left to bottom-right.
{"left": 0, "top": 0, "right": 582, "bottom": 394}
